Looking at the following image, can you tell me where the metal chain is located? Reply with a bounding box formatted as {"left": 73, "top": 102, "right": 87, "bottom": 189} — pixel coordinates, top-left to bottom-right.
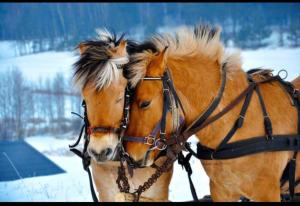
{"left": 116, "top": 159, "right": 130, "bottom": 193}
{"left": 132, "top": 156, "right": 174, "bottom": 202}
{"left": 115, "top": 155, "right": 174, "bottom": 202}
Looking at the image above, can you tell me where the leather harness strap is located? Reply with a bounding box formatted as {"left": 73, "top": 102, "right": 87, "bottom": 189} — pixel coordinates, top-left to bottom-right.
{"left": 182, "top": 72, "right": 300, "bottom": 200}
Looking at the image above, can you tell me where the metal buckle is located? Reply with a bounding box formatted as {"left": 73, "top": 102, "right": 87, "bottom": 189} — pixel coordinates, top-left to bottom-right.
{"left": 144, "top": 135, "right": 156, "bottom": 145}
{"left": 154, "top": 139, "right": 167, "bottom": 151}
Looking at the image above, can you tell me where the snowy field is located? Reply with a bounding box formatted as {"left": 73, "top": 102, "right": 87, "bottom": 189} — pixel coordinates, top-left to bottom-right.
{"left": 0, "top": 135, "right": 206, "bottom": 202}
{"left": 0, "top": 45, "right": 299, "bottom": 202}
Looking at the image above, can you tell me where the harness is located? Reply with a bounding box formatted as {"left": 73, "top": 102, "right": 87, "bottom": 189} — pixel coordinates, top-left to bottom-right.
{"left": 183, "top": 71, "right": 300, "bottom": 200}
{"left": 118, "top": 66, "right": 300, "bottom": 202}
{"left": 123, "top": 70, "right": 186, "bottom": 165}
{"left": 69, "top": 86, "right": 132, "bottom": 202}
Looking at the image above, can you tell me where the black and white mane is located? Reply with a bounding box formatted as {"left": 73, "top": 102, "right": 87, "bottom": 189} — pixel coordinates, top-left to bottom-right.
{"left": 73, "top": 29, "right": 132, "bottom": 91}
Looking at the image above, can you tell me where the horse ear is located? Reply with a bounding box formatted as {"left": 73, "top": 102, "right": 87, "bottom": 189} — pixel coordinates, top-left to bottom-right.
{"left": 156, "top": 46, "right": 168, "bottom": 61}
{"left": 108, "top": 40, "right": 128, "bottom": 57}
{"left": 78, "top": 43, "right": 89, "bottom": 55}
{"left": 149, "top": 46, "right": 168, "bottom": 75}
{"left": 118, "top": 40, "right": 127, "bottom": 51}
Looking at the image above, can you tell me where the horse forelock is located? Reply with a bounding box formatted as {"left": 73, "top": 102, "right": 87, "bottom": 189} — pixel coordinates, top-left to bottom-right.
{"left": 127, "top": 24, "right": 242, "bottom": 87}
{"left": 73, "top": 29, "right": 129, "bottom": 92}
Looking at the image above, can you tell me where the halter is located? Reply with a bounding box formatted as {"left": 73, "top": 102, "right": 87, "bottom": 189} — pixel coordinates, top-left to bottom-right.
{"left": 117, "top": 63, "right": 227, "bottom": 201}
{"left": 69, "top": 85, "right": 132, "bottom": 202}
{"left": 122, "top": 69, "right": 186, "bottom": 167}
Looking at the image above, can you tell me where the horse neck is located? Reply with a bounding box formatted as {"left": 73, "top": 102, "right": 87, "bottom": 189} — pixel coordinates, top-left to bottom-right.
{"left": 168, "top": 56, "right": 250, "bottom": 148}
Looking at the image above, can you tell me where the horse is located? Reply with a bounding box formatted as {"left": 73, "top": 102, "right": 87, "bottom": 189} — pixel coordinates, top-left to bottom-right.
{"left": 280, "top": 76, "right": 300, "bottom": 197}
{"left": 122, "top": 24, "right": 300, "bottom": 201}
{"left": 71, "top": 29, "right": 172, "bottom": 202}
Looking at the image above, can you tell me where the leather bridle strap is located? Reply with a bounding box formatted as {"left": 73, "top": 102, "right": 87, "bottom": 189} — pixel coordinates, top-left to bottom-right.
{"left": 69, "top": 100, "right": 99, "bottom": 202}
{"left": 87, "top": 126, "right": 120, "bottom": 135}
{"left": 166, "top": 63, "right": 227, "bottom": 146}
{"left": 68, "top": 85, "right": 132, "bottom": 202}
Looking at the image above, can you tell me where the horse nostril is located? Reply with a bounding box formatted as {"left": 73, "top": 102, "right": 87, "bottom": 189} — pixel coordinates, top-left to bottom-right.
{"left": 105, "top": 148, "right": 112, "bottom": 156}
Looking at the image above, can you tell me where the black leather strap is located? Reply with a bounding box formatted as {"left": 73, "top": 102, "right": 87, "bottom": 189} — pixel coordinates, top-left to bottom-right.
{"left": 178, "top": 152, "right": 199, "bottom": 202}
{"left": 195, "top": 134, "right": 300, "bottom": 160}
{"left": 216, "top": 85, "right": 255, "bottom": 151}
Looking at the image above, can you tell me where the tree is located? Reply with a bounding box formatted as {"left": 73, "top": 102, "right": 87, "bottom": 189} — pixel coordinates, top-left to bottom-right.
{"left": 53, "top": 73, "right": 66, "bottom": 120}
{"left": 287, "top": 15, "right": 300, "bottom": 47}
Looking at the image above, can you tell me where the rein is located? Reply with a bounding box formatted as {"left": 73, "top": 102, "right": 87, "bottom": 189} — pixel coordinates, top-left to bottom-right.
{"left": 69, "top": 85, "right": 132, "bottom": 202}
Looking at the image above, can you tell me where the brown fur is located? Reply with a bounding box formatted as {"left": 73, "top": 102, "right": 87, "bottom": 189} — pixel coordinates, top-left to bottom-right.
{"left": 76, "top": 37, "right": 172, "bottom": 201}
{"left": 125, "top": 25, "right": 299, "bottom": 201}
{"left": 281, "top": 76, "right": 300, "bottom": 195}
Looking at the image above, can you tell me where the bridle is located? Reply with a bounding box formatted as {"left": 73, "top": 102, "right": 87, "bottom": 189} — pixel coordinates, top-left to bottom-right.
{"left": 117, "top": 63, "right": 300, "bottom": 202}
{"left": 116, "top": 63, "right": 227, "bottom": 201}
{"left": 122, "top": 69, "right": 186, "bottom": 167}
{"left": 69, "top": 85, "right": 132, "bottom": 202}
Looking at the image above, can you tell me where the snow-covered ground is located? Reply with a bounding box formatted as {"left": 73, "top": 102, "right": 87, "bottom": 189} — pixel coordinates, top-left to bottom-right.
{"left": 0, "top": 135, "right": 206, "bottom": 202}
{"left": 0, "top": 45, "right": 299, "bottom": 202}
{"left": 0, "top": 50, "right": 78, "bottom": 82}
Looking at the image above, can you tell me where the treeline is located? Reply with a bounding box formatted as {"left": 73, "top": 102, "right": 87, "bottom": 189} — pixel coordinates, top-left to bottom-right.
{"left": 0, "top": 67, "right": 82, "bottom": 140}
{"left": 0, "top": 3, "right": 300, "bottom": 53}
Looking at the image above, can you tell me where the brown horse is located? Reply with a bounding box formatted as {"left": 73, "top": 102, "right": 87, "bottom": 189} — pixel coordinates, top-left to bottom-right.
{"left": 123, "top": 25, "right": 299, "bottom": 201}
{"left": 281, "top": 76, "right": 300, "bottom": 196}
{"left": 72, "top": 29, "right": 172, "bottom": 201}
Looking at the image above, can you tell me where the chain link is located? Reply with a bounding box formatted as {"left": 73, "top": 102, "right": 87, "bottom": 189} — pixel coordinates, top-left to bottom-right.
{"left": 116, "top": 160, "right": 130, "bottom": 193}
{"left": 132, "top": 156, "right": 174, "bottom": 202}
{"left": 115, "top": 156, "right": 174, "bottom": 202}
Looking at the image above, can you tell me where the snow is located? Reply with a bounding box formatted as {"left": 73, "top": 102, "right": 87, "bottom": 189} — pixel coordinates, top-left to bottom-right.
{"left": 0, "top": 44, "right": 299, "bottom": 202}
{"left": 0, "top": 41, "right": 19, "bottom": 59}
{"left": 241, "top": 47, "right": 300, "bottom": 81}
{"left": 0, "top": 135, "right": 92, "bottom": 202}
{"left": 0, "top": 135, "right": 208, "bottom": 202}
{"left": 0, "top": 50, "right": 78, "bottom": 82}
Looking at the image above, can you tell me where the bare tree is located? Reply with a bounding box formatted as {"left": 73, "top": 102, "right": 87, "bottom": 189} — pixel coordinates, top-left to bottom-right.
{"left": 53, "top": 73, "right": 66, "bottom": 120}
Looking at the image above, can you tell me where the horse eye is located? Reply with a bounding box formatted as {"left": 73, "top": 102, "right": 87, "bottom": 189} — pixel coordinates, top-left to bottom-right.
{"left": 139, "top": 101, "right": 151, "bottom": 109}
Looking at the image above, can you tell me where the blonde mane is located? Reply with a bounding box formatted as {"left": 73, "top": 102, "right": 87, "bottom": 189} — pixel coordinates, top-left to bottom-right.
{"left": 128, "top": 24, "right": 242, "bottom": 87}
{"left": 73, "top": 29, "right": 129, "bottom": 91}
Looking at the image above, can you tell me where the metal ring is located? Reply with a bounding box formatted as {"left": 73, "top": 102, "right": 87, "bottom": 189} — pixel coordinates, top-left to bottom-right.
{"left": 154, "top": 139, "right": 167, "bottom": 151}
{"left": 144, "top": 136, "right": 155, "bottom": 145}
{"left": 277, "top": 69, "right": 288, "bottom": 80}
